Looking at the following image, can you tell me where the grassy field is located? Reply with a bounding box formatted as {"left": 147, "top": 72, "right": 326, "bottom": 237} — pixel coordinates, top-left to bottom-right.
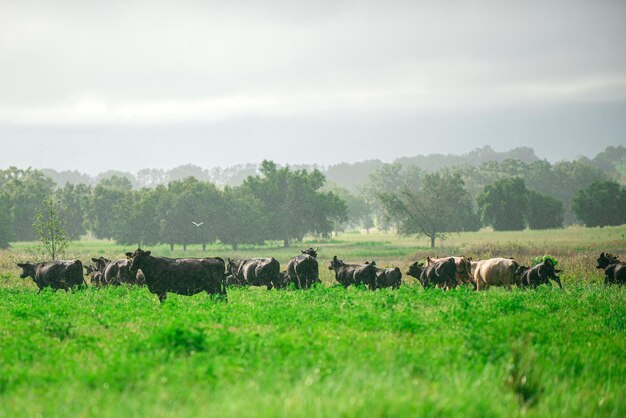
{"left": 0, "top": 226, "right": 625, "bottom": 417}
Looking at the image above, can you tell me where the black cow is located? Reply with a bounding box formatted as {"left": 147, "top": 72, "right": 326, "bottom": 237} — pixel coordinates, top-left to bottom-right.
{"left": 366, "top": 261, "right": 402, "bottom": 289}
{"left": 126, "top": 249, "right": 226, "bottom": 303}
{"left": 84, "top": 264, "right": 103, "bottom": 286}
{"left": 226, "top": 257, "right": 282, "bottom": 290}
{"left": 286, "top": 247, "right": 320, "bottom": 289}
{"left": 91, "top": 256, "right": 144, "bottom": 286}
{"left": 405, "top": 261, "right": 425, "bottom": 285}
{"left": 418, "top": 257, "right": 457, "bottom": 289}
{"left": 596, "top": 253, "right": 626, "bottom": 285}
{"left": 517, "top": 258, "right": 563, "bottom": 289}
{"left": 328, "top": 256, "right": 377, "bottom": 290}
{"left": 17, "top": 260, "right": 86, "bottom": 293}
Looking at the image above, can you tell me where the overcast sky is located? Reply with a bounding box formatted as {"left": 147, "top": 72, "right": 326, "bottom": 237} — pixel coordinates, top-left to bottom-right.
{"left": 1, "top": 0, "right": 625, "bottom": 174}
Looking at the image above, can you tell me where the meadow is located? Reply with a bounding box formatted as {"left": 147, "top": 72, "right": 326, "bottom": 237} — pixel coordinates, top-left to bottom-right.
{"left": 0, "top": 226, "right": 624, "bottom": 417}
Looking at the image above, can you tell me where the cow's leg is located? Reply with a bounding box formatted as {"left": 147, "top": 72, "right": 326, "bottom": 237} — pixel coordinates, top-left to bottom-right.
{"left": 552, "top": 277, "right": 563, "bottom": 289}
{"left": 158, "top": 292, "right": 167, "bottom": 303}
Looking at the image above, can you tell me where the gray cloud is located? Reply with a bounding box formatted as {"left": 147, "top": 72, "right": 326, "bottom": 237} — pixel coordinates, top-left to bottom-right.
{"left": 0, "top": 0, "right": 624, "bottom": 171}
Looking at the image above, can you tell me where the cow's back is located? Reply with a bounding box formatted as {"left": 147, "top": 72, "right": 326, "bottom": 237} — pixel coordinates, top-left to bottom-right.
{"left": 475, "top": 258, "right": 519, "bottom": 289}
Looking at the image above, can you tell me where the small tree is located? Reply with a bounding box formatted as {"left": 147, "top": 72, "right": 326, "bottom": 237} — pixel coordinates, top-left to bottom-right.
{"left": 572, "top": 180, "right": 626, "bottom": 227}
{"left": 33, "top": 197, "right": 70, "bottom": 260}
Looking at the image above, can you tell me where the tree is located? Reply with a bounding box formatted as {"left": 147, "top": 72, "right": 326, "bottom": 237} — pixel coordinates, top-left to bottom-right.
{"left": 377, "top": 171, "right": 478, "bottom": 248}
{"left": 477, "top": 177, "right": 528, "bottom": 231}
{"left": 243, "top": 160, "right": 346, "bottom": 247}
{"left": 89, "top": 176, "right": 133, "bottom": 239}
{"left": 572, "top": 180, "right": 626, "bottom": 227}
{"left": 526, "top": 190, "right": 564, "bottom": 229}
{"left": 216, "top": 186, "right": 268, "bottom": 249}
{"left": 33, "top": 197, "right": 70, "bottom": 260}
{"left": 56, "top": 183, "right": 91, "bottom": 239}
{"left": 0, "top": 193, "right": 13, "bottom": 248}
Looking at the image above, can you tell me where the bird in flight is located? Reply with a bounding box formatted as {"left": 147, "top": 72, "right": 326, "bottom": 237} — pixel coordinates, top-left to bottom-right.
{"left": 192, "top": 221, "right": 204, "bottom": 227}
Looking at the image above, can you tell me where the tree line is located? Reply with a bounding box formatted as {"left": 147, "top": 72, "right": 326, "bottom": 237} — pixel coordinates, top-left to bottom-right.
{"left": 1, "top": 151, "right": 625, "bottom": 250}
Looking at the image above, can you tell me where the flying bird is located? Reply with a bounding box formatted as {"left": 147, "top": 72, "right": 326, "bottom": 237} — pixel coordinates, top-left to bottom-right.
{"left": 192, "top": 221, "right": 204, "bottom": 227}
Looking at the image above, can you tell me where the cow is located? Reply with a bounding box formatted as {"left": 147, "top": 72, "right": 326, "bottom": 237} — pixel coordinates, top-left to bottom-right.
{"left": 90, "top": 256, "right": 143, "bottom": 286}
{"left": 16, "top": 260, "right": 86, "bottom": 293}
{"left": 328, "top": 256, "right": 377, "bottom": 290}
{"left": 84, "top": 264, "right": 103, "bottom": 286}
{"left": 226, "top": 257, "right": 282, "bottom": 290}
{"left": 419, "top": 257, "right": 457, "bottom": 289}
{"left": 472, "top": 258, "right": 522, "bottom": 291}
{"left": 405, "top": 261, "right": 425, "bottom": 285}
{"left": 517, "top": 259, "right": 563, "bottom": 289}
{"left": 596, "top": 253, "right": 626, "bottom": 285}
{"left": 365, "top": 261, "right": 402, "bottom": 289}
{"left": 126, "top": 248, "right": 226, "bottom": 303}
{"left": 286, "top": 247, "right": 320, "bottom": 289}
{"left": 426, "top": 256, "right": 473, "bottom": 286}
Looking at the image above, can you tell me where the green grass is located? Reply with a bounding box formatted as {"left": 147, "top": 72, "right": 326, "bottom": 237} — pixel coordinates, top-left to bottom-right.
{"left": 1, "top": 226, "right": 625, "bottom": 417}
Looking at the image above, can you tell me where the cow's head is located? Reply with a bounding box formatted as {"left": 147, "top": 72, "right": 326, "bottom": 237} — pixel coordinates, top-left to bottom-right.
{"left": 226, "top": 258, "right": 241, "bottom": 276}
{"left": 456, "top": 257, "right": 474, "bottom": 284}
{"left": 91, "top": 257, "right": 110, "bottom": 272}
{"left": 596, "top": 252, "right": 619, "bottom": 270}
{"left": 16, "top": 262, "right": 36, "bottom": 279}
{"left": 328, "top": 256, "right": 344, "bottom": 271}
{"left": 405, "top": 261, "right": 424, "bottom": 280}
{"left": 126, "top": 249, "right": 151, "bottom": 271}
{"left": 302, "top": 247, "right": 318, "bottom": 258}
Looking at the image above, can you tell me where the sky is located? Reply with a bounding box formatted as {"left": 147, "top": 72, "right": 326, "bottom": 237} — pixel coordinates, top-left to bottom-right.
{"left": 1, "top": 0, "right": 625, "bottom": 175}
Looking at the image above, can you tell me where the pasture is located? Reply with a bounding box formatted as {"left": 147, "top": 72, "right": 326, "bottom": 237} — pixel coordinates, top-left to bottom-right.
{"left": 0, "top": 226, "right": 625, "bottom": 417}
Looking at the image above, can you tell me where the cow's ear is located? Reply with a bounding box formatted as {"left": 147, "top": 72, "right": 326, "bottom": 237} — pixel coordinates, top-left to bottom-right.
{"left": 555, "top": 269, "right": 563, "bottom": 273}
{"left": 125, "top": 252, "right": 132, "bottom": 258}
{"left": 92, "top": 258, "right": 100, "bottom": 262}
{"left": 17, "top": 263, "right": 25, "bottom": 268}
{"left": 145, "top": 251, "right": 151, "bottom": 256}
{"left": 600, "top": 252, "right": 604, "bottom": 257}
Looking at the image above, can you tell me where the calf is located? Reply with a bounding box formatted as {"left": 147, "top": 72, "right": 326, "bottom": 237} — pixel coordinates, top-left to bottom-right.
{"left": 596, "top": 253, "right": 626, "bottom": 285}
{"left": 473, "top": 258, "right": 521, "bottom": 291}
{"left": 366, "top": 261, "right": 402, "bottom": 289}
{"left": 84, "top": 264, "right": 103, "bottom": 286}
{"left": 328, "top": 256, "right": 377, "bottom": 290}
{"left": 17, "top": 260, "right": 86, "bottom": 293}
{"left": 126, "top": 249, "right": 226, "bottom": 303}
{"left": 286, "top": 248, "right": 320, "bottom": 289}
{"left": 226, "top": 257, "right": 282, "bottom": 290}
{"left": 517, "top": 259, "right": 563, "bottom": 289}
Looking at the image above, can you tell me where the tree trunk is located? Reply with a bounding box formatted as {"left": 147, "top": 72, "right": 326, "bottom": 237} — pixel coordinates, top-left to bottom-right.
{"left": 283, "top": 237, "right": 290, "bottom": 248}
{"left": 183, "top": 243, "right": 187, "bottom": 252}
{"left": 430, "top": 234, "right": 436, "bottom": 249}
{"left": 170, "top": 243, "right": 174, "bottom": 251}
{"left": 202, "top": 243, "right": 206, "bottom": 251}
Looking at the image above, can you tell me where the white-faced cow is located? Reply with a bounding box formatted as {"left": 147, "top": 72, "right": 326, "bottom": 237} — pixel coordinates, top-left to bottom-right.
{"left": 365, "top": 261, "right": 402, "bottom": 289}
{"left": 517, "top": 259, "right": 563, "bottom": 289}
{"left": 126, "top": 249, "right": 226, "bottom": 303}
{"left": 17, "top": 260, "right": 86, "bottom": 293}
{"left": 472, "top": 258, "right": 522, "bottom": 291}
{"left": 596, "top": 253, "right": 626, "bottom": 285}
{"left": 328, "top": 256, "right": 377, "bottom": 290}
{"left": 286, "top": 247, "right": 320, "bottom": 289}
{"left": 427, "top": 256, "right": 473, "bottom": 287}
{"left": 226, "top": 257, "right": 282, "bottom": 290}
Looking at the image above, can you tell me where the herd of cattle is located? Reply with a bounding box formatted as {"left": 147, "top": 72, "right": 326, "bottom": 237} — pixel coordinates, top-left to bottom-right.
{"left": 15, "top": 249, "right": 626, "bottom": 303}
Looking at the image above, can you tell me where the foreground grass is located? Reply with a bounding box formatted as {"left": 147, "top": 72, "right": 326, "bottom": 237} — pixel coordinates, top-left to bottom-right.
{"left": 0, "top": 282, "right": 624, "bottom": 417}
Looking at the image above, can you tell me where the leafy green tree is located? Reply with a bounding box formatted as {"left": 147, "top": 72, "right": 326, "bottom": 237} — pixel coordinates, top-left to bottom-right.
{"left": 216, "top": 186, "right": 268, "bottom": 249}
{"left": 526, "top": 190, "right": 564, "bottom": 229}
{"left": 0, "top": 167, "right": 56, "bottom": 241}
{"left": 56, "top": 183, "right": 91, "bottom": 239}
{"left": 377, "top": 171, "right": 477, "bottom": 248}
{"left": 243, "top": 160, "right": 345, "bottom": 247}
{"left": 33, "top": 197, "right": 70, "bottom": 260}
{"left": 161, "top": 178, "right": 221, "bottom": 251}
{"left": 331, "top": 187, "right": 374, "bottom": 232}
{"left": 477, "top": 177, "right": 528, "bottom": 231}
{"left": 572, "top": 180, "right": 626, "bottom": 227}
{"left": 89, "top": 176, "right": 133, "bottom": 239}
{"left": 0, "top": 193, "right": 13, "bottom": 248}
